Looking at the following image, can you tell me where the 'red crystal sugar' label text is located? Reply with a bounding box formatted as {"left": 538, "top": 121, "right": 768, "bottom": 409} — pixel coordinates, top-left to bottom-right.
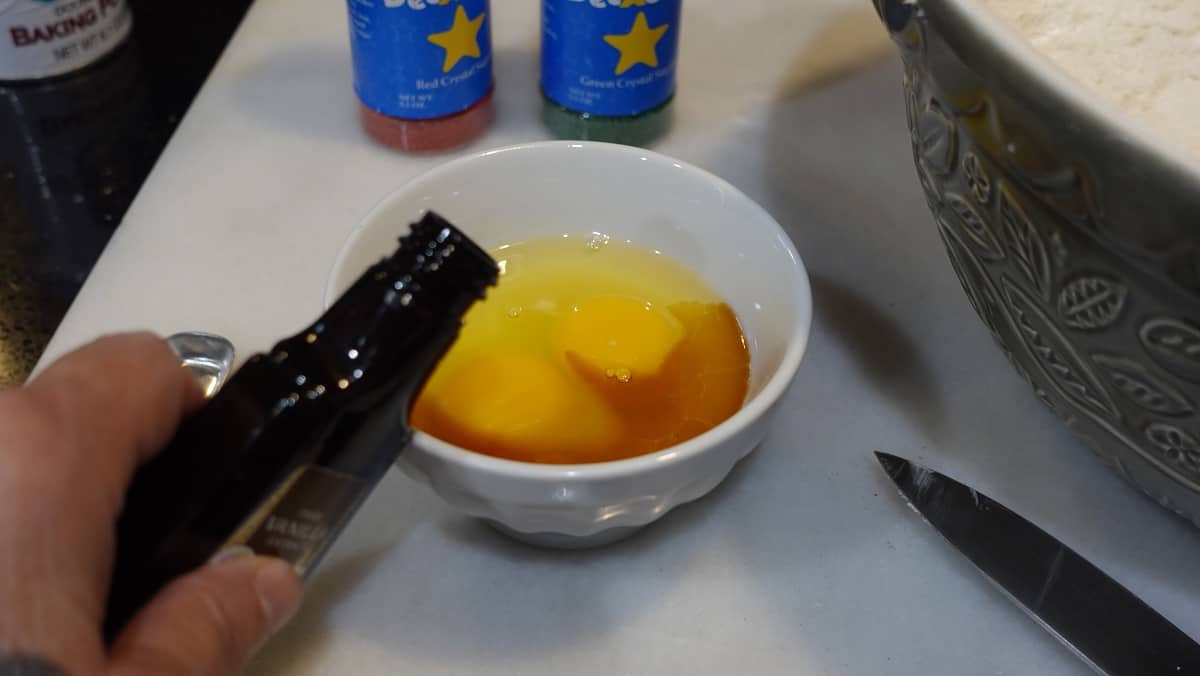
{"left": 1, "top": 0, "right": 131, "bottom": 81}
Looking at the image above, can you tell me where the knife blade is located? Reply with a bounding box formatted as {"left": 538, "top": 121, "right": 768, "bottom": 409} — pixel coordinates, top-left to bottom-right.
{"left": 874, "top": 451, "right": 1200, "bottom": 676}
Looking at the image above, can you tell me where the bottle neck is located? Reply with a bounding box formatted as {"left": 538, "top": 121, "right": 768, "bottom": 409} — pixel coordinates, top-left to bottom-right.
{"left": 281, "top": 213, "right": 498, "bottom": 477}
{"left": 267, "top": 213, "right": 494, "bottom": 407}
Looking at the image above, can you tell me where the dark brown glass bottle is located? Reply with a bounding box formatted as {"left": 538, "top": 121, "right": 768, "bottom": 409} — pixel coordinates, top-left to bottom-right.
{"left": 104, "top": 212, "right": 497, "bottom": 639}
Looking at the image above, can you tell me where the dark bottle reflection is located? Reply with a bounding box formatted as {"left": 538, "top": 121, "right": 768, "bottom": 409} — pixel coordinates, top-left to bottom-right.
{"left": 0, "top": 40, "right": 153, "bottom": 381}
{"left": 0, "top": 1, "right": 253, "bottom": 385}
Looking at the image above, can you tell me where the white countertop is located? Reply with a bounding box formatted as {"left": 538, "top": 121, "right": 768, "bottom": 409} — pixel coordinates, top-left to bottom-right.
{"left": 40, "top": 1, "right": 1200, "bottom": 674}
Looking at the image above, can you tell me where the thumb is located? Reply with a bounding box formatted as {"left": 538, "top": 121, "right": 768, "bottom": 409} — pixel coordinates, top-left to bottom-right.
{"left": 108, "top": 556, "right": 302, "bottom": 676}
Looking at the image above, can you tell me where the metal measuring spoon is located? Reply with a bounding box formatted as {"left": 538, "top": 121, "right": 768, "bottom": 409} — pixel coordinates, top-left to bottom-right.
{"left": 165, "top": 331, "right": 235, "bottom": 398}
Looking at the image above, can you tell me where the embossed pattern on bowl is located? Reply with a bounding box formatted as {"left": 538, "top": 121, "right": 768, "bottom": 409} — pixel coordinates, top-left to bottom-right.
{"left": 874, "top": 0, "right": 1200, "bottom": 525}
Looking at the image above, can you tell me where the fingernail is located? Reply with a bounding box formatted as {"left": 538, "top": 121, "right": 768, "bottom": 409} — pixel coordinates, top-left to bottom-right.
{"left": 254, "top": 558, "right": 302, "bottom": 633}
{"left": 210, "top": 544, "right": 256, "bottom": 564}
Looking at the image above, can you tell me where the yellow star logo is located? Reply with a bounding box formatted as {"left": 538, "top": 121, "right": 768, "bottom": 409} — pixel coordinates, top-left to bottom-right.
{"left": 427, "top": 5, "right": 485, "bottom": 74}
{"left": 603, "top": 11, "right": 669, "bottom": 76}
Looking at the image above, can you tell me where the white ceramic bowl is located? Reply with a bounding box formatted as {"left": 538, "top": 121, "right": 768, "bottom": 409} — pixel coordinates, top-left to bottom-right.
{"left": 326, "top": 141, "right": 812, "bottom": 547}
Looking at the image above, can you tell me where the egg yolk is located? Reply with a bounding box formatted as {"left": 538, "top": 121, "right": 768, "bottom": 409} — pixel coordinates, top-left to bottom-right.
{"left": 411, "top": 351, "right": 622, "bottom": 463}
{"left": 554, "top": 295, "right": 684, "bottom": 383}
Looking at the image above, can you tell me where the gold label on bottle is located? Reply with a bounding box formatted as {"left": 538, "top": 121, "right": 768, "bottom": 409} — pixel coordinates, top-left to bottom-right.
{"left": 210, "top": 465, "right": 366, "bottom": 576}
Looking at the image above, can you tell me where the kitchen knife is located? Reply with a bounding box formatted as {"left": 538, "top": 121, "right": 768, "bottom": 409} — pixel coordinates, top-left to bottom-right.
{"left": 874, "top": 451, "right": 1200, "bottom": 676}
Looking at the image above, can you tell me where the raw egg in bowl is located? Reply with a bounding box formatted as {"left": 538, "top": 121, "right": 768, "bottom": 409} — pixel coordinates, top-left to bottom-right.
{"left": 325, "top": 141, "right": 811, "bottom": 547}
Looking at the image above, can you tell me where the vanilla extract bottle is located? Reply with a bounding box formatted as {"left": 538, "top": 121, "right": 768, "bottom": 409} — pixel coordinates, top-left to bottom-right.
{"left": 104, "top": 212, "right": 498, "bottom": 638}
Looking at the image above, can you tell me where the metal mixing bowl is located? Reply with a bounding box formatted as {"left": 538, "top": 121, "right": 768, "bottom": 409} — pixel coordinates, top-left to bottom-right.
{"left": 874, "top": 0, "right": 1200, "bottom": 525}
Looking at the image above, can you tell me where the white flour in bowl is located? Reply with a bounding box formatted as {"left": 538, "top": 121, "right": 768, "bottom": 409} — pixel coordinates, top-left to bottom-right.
{"left": 978, "top": 0, "right": 1200, "bottom": 160}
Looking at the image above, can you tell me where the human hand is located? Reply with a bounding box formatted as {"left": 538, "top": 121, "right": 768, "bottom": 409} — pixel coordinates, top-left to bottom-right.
{"left": 0, "top": 333, "right": 302, "bottom": 676}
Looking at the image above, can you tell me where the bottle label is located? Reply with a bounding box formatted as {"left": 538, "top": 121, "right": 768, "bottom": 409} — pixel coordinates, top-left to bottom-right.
{"left": 347, "top": 0, "right": 494, "bottom": 121}
{"left": 211, "top": 465, "right": 367, "bottom": 577}
{"left": 541, "top": 0, "right": 681, "bottom": 117}
{"left": 0, "top": 0, "right": 131, "bottom": 81}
